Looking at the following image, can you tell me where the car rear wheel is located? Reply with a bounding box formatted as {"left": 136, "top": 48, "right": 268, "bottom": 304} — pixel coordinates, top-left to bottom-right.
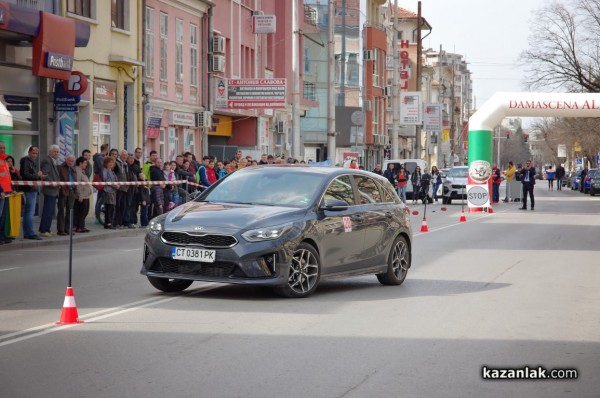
{"left": 377, "top": 235, "right": 410, "bottom": 285}
{"left": 273, "top": 243, "right": 321, "bottom": 298}
{"left": 147, "top": 276, "right": 193, "bottom": 293}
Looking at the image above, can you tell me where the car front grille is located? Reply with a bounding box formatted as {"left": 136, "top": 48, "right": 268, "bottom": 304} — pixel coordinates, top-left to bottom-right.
{"left": 151, "top": 257, "right": 239, "bottom": 278}
{"left": 452, "top": 184, "right": 466, "bottom": 189}
{"left": 160, "top": 231, "right": 237, "bottom": 248}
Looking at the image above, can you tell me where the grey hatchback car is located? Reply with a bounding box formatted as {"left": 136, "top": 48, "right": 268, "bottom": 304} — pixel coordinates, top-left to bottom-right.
{"left": 142, "top": 166, "right": 412, "bottom": 298}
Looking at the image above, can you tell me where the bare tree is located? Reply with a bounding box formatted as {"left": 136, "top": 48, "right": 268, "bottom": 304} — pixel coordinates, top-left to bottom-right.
{"left": 521, "top": 0, "right": 600, "bottom": 93}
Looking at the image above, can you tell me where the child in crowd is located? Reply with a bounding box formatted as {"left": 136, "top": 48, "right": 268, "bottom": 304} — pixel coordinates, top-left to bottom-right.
{"left": 138, "top": 172, "right": 151, "bottom": 226}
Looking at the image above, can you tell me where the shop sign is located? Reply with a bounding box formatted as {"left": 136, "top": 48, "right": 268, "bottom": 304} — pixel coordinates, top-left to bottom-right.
{"left": 171, "top": 111, "right": 196, "bottom": 127}
{"left": 63, "top": 71, "right": 88, "bottom": 97}
{"left": 94, "top": 80, "right": 117, "bottom": 105}
{"left": 145, "top": 104, "right": 163, "bottom": 139}
{"left": 399, "top": 91, "right": 422, "bottom": 125}
{"left": 45, "top": 51, "right": 73, "bottom": 71}
{"left": 54, "top": 81, "right": 80, "bottom": 112}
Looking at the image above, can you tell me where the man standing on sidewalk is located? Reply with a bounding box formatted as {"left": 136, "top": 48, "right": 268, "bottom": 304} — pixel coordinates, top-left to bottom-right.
{"left": 19, "top": 146, "right": 45, "bottom": 240}
{"left": 39, "top": 145, "right": 60, "bottom": 236}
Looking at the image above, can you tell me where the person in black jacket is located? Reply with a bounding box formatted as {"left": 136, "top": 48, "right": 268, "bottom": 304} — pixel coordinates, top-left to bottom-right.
{"left": 149, "top": 158, "right": 168, "bottom": 217}
{"left": 19, "top": 146, "right": 45, "bottom": 240}
{"left": 519, "top": 160, "right": 536, "bottom": 211}
{"left": 137, "top": 172, "right": 151, "bottom": 227}
{"left": 555, "top": 163, "right": 565, "bottom": 191}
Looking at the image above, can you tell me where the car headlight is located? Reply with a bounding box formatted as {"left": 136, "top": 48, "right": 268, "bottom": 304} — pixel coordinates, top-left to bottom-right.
{"left": 242, "top": 224, "right": 292, "bottom": 242}
{"left": 148, "top": 218, "right": 163, "bottom": 235}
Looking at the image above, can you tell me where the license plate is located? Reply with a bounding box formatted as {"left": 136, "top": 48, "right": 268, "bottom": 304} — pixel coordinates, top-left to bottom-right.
{"left": 171, "top": 247, "right": 216, "bottom": 263}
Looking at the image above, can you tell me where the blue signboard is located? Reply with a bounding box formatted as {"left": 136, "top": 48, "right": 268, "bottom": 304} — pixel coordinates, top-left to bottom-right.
{"left": 54, "top": 81, "right": 80, "bottom": 112}
{"left": 576, "top": 158, "right": 583, "bottom": 166}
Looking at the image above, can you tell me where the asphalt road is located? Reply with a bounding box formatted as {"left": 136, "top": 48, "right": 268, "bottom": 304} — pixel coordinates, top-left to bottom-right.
{"left": 0, "top": 184, "right": 598, "bottom": 398}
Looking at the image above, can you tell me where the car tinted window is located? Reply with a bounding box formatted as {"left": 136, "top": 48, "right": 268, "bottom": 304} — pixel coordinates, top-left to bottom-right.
{"left": 451, "top": 168, "right": 468, "bottom": 178}
{"left": 202, "top": 169, "right": 324, "bottom": 207}
{"left": 323, "top": 175, "right": 355, "bottom": 205}
{"left": 380, "top": 181, "right": 399, "bottom": 203}
{"left": 354, "top": 175, "right": 383, "bottom": 204}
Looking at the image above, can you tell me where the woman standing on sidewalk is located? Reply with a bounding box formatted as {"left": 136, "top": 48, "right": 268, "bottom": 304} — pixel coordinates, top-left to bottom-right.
{"left": 411, "top": 166, "right": 422, "bottom": 205}
{"left": 431, "top": 166, "right": 442, "bottom": 204}
{"left": 74, "top": 157, "right": 92, "bottom": 233}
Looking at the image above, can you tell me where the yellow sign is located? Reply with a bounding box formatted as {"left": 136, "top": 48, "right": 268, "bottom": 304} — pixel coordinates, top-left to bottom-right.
{"left": 574, "top": 142, "right": 582, "bottom": 152}
{"left": 208, "top": 115, "right": 232, "bottom": 137}
{"left": 442, "top": 128, "right": 450, "bottom": 143}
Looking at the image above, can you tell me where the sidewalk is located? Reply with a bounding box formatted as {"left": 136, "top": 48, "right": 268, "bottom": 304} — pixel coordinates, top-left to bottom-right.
{"left": 0, "top": 215, "right": 146, "bottom": 252}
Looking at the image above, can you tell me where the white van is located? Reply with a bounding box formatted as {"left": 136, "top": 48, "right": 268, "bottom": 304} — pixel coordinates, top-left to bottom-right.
{"left": 382, "top": 159, "right": 432, "bottom": 200}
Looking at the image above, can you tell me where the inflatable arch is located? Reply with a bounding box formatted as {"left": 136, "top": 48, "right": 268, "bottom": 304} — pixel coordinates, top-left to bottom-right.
{"left": 467, "top": 92, "right": 600, "bottom": 210}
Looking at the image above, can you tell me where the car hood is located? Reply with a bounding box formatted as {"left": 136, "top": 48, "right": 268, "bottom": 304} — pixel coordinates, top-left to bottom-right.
{"left": 164, "top": 201, "right": 306, "bottom": 231}
{"left": 446, "top": 177, "right": 468, "bottom": 184}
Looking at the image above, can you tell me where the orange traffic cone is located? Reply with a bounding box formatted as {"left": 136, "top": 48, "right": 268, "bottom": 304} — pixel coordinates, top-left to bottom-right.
{"left": 57, "top": 287, "right": 83, "bottom": 325}
{"left": 459, "top": 210, "right": 467, "bottom": 222}
{"left": 420, "top": 217, "right": 429, "bottom": 232}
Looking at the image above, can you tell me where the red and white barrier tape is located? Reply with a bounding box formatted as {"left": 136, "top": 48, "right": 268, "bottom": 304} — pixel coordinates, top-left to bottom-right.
{"left": 10, "top": 179, "right": 206, "bottom": 188}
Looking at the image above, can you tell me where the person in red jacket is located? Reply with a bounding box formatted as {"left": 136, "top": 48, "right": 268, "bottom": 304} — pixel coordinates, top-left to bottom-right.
{"left": 492, "top": 165, "right": 502, "bottom": 203}
{"left": 0, "top": 141, "right": 13, "bottom": 244}
{"left": 206, "top": 159, "right": 218, "bottom": 186}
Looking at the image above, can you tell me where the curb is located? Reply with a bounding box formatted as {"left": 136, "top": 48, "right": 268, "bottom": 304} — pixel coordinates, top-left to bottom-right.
{"left": 0, "top": 228, "right": 146, "bottom": 252}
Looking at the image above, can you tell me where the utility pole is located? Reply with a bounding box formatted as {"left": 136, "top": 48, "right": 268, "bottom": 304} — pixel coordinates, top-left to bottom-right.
{"left": 292, "top": 0, "right": 301, "bottom": 159}
{"left": 438, "top": 45, "right": 443, "bottom": 167}
{"left": 392, "top": 0, "right": 399, "bottom": 159}
{"left": 327, "top": 0, "right": 336, "bottom": 162}
{"left": 415, "top": 1, "right": 422, "bottom": 159}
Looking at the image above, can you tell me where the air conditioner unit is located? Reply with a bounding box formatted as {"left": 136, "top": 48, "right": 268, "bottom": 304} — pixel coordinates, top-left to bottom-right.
{"left": 197, "top": 111, "right": 212, "bottom": 128}
{"left": 210, "top": 55, "right": 225, "bottom": 73}
{"left": 384, "top": 86, "right": 392, "bottom": 97}
{"left": 364, "top": 100, "right": 372, "bottom": 112}
{"left": 363, "top": 50, "right": 373, "bottom": 60}
{"left": 376, "top": 135, "right": 387, "bottom": 146}
{"left": 212, "top": 35, "right": 225, "bottom": 54}
{"left": 275, "top": 120, "right": 286, "bottom": 134}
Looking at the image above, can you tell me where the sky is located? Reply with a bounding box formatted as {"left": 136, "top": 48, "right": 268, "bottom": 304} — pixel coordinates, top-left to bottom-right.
{"left": 416, "top": 0, "right": 549, "bottom": 110}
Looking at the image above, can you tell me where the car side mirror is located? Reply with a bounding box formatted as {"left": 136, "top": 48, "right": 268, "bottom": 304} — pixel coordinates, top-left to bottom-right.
{"left": 320, "top": 199, "right": 349, "bottom": 212}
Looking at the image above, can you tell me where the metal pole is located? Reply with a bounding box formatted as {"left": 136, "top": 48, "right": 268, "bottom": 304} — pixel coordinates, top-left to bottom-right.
{"left": 292, "top": 0, "right": 301, "bottom": 159}
{"left": 327, "top": 0, "right": 336, "bottom": 163}
{"left": 68, "top": 207, "right": 74, "bottom": 287}
{"left": 415, "top": 1, "right": 423, "bottom": 159}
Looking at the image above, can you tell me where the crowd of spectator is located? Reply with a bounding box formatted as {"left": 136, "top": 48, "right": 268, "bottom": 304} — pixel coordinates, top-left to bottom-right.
{"left": 0, "top": 141, "right": 312, "bottom": 244}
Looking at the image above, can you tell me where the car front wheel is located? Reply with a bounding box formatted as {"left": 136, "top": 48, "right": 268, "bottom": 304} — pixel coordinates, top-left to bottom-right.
{"left": 274, "top": 243, "right": 321, "bottom": 298}
{"left": 147, "top": 276, "right": 193, "bottom": 293}
{"left": 377, "top": 235, "right": 410, "bottom": 285}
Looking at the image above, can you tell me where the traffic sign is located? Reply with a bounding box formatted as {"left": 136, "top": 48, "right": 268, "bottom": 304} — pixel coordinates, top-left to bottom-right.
{"left": 466, "top": 184, "right": 490, "bottom": 208}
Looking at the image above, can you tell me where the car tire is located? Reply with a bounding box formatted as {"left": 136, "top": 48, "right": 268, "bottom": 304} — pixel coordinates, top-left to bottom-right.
{"left": 446, "top": 197, "right": 452, "bottom": 205}
{"left": 147, "top": 276, "right": 193, "bottom": 293}
{"left": 273, "top": 242, "right": 321, "bottom": 298}
{"left": 377, "top": 235, "right": 411, "bottom": 286}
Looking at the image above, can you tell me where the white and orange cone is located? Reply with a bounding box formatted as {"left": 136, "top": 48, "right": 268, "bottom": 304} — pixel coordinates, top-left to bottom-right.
{"left": 420, "top": 217, "right": 429, "bottom": 232}
{"left": 57, "top": 287, "right": 83, "bottom": 325}
{"left": 459, "top": 210, "right": 467, "bottom": 222}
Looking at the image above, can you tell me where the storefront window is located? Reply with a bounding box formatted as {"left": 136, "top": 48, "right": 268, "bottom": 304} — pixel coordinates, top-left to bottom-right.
{"left": 92, "top": 112, "right": 111, "bottom": 153}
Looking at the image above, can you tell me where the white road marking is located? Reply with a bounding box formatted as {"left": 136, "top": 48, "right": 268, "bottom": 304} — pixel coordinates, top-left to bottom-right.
{"left": 0, "top": 267, "right": 20, "bottom": 272}
{"left": 0, "top": 283, "right": 221, "bottom": 348}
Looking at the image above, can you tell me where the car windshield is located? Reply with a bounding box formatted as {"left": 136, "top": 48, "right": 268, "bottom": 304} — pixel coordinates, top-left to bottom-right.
{"left": 199, "top": 167, "right": 325, "bottom": 208}
{"left": 451, "top": 168, "right": 468, "bottom": 178}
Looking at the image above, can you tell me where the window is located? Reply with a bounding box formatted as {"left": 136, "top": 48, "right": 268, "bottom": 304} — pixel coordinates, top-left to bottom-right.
{"left": 111, "top": 0, "right": 126, "bottom": 30}
{"left": 304, "top": 47, "right": 310, "bottom": 73}
{"left": 159, "top": 12, "right": 168, "bottom": 81}
{"left": 372, "top": 48, "right": 380, "bottom": 87}
{"left": 354, "top": 176, "right": 382, "bottom": 204}
{"left": 347, "top": 53, "right": 359, "bottom": 85}
{"left": 190, "top": 24, "right": 198, "bottom": 87}
{"left": 144, "top": 7, "right": 154, "bottom": 78}
{"left": 68, "top": 0, "right": 93, "bottom": 19}
{"left": 303, "top": 82, "right": 316, "bottom": 101}
{"left": 175, "top": 18, "right": 183, "bottom": 84}
{"left": 372, "top": 98, "right": 379, "bottom": 134}
{"left": 323, "top": 176, "right": 355, "bottom": 206}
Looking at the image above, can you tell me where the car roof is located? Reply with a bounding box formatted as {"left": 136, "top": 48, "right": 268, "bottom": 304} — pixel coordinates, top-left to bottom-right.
{"left": 241, "top": 165, "right": 390, "bottom": 182}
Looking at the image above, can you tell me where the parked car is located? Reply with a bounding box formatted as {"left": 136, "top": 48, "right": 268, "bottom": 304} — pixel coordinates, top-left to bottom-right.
{"left": 584, "top": 169, "right": 598, "bottom": 194}
{"left": 563, "top": 171, "right": 573, "bottom": 188}
{"left": 141, "top": 166, "right": 413, "bottom": 298}
{"left": 588, "top": 169, "right": 600, "bottom": 196}
{"left": 442, "top": 166, "right": 468, "bottom": 204}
